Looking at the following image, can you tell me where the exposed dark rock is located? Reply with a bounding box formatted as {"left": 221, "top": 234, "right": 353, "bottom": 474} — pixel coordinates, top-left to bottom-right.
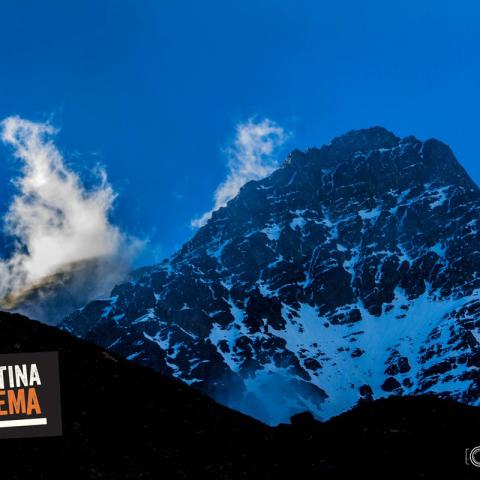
{"left": 359, "top": 384, "right": 374, "bottom": 401}
{"left": 382, "top": 377, "right": 402, "bottom": 392}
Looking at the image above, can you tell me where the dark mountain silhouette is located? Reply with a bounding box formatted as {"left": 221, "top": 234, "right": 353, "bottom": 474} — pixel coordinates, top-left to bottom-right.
{"left": 1, "top": 311, "right": 480, "bottom": 479}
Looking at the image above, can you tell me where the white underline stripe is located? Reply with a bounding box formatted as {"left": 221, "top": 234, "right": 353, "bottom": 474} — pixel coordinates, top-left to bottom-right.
{"left": 0, "top": 417, "right": 47, "bottom": 428}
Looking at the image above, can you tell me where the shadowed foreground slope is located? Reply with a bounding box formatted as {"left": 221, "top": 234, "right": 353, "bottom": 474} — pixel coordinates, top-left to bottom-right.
{"left": 1, "top": 311, "right": 480, "bottom": 479}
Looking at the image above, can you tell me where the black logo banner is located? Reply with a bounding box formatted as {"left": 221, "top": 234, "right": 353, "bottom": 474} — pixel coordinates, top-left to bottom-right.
{"left": 0, "top": 351, "right": 62, "bottom": 439}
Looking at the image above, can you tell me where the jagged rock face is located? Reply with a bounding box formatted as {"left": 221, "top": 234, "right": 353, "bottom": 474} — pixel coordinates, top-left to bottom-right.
{"left": 62, "top": 127, "right": 480, "bottom": 425}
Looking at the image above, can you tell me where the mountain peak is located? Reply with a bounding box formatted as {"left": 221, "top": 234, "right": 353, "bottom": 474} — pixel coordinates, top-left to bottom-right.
{"left": 328, "top": 126, "right": 401, "bottom": 153}
{"left": 63, "top": 128, "right": 480, "bottom": 425}
{"left": 279, "top": 127, "right": 476, "bottom": 196}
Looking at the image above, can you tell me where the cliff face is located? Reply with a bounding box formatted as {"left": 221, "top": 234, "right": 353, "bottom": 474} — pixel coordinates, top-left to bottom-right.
{"left": 63, "top": 127, "right": 480, "bottom": 424}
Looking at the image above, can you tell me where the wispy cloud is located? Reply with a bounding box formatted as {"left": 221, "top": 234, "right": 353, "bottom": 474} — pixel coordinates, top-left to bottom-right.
{"left": 191, "top": 118, "right": 287, "bottom": 227}
{"left": 0, "top": 116, "right": 140, "bottom": 323}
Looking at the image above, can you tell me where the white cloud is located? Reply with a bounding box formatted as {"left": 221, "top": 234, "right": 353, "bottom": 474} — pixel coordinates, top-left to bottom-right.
{"left": 191, "top": 118, "right": 287, "bottom": 227}
{"left": 0, "top": 116, "right": 140, "bottom": 323}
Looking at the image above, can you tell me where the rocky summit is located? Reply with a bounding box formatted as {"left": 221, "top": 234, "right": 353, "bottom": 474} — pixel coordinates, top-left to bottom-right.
{"left": 62, "top": 127, "right": 480, "bottom": 425}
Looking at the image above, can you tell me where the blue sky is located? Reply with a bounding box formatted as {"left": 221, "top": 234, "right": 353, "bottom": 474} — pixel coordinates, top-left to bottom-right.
{"left": 0, "top": 0, "right": 479, "bottom": 266}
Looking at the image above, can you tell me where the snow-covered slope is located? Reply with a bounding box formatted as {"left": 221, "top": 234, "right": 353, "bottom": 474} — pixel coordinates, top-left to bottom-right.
{"left": 62, "top": 127, "right": 480, "bottom": 424}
